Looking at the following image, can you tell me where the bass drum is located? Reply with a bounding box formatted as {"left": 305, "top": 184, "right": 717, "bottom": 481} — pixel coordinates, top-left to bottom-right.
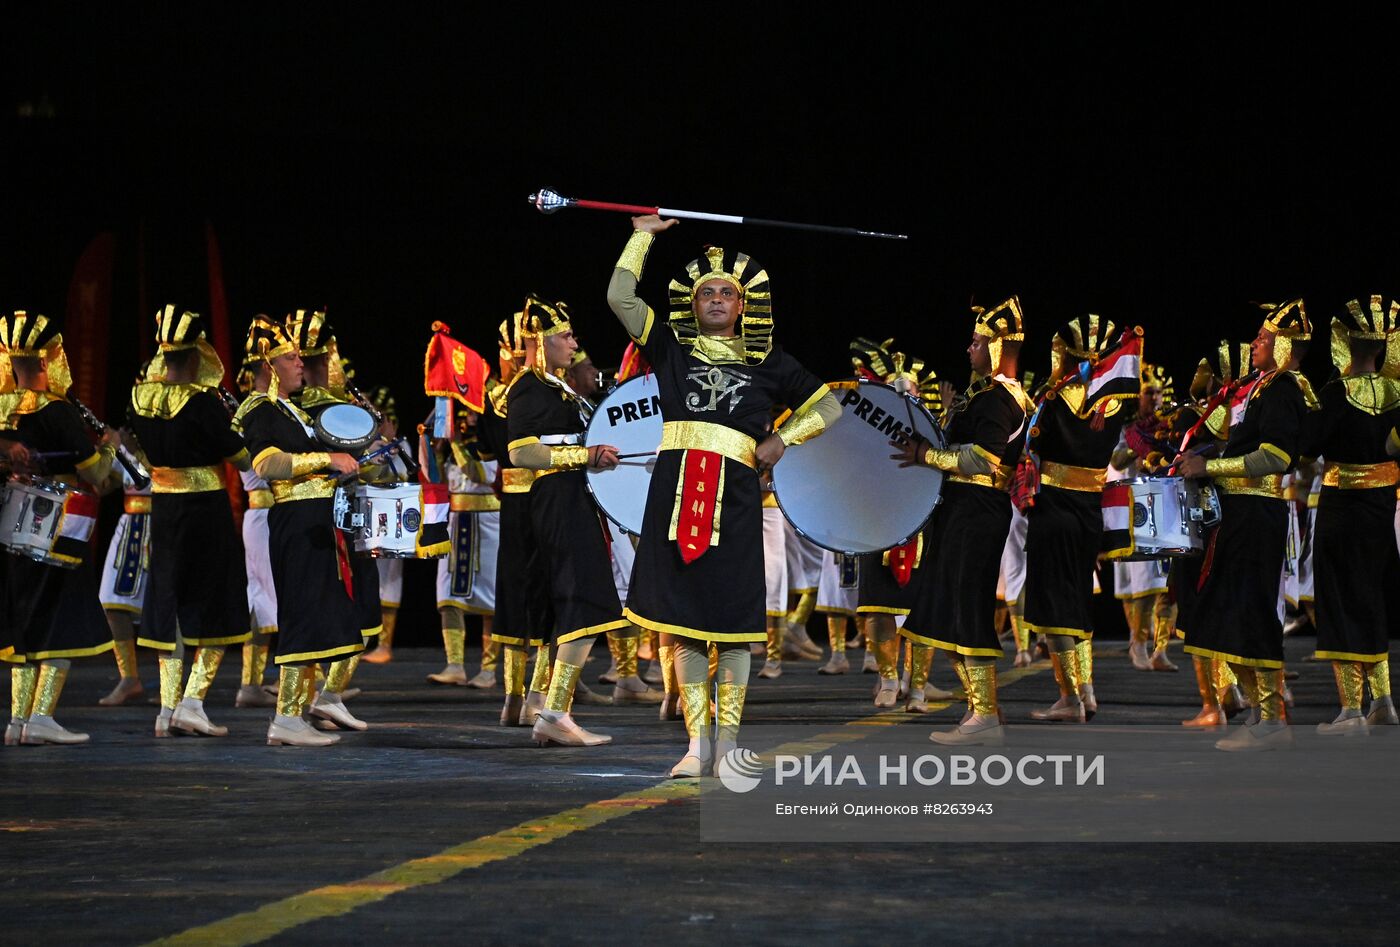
{"left": 772, "top": 380, "right": 946, "bottom": 554}
{"left": 584, "top": 374, "right": 662, "bottom": 535}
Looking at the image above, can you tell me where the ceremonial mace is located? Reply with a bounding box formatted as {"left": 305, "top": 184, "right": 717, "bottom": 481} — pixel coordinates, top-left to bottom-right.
{"left": 528, "top": 187, "right": 909, "bottom": 240}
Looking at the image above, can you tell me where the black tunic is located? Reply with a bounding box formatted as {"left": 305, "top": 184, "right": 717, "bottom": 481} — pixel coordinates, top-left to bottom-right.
{"left": 482, "top": 385, "right": 549, "bottom": 648}
{"left": 299, "top": 390, "right": 383, "bottom": 638}
{"left": 623, "top": 321, "right": 827, "bottom": 644}
{"left": 1, "top": 395, "right": 113, "bottom": 662}
{"left": 129, "top": 386, "right": 250, "bottom": 649}
{"left": 1183, "top": 371, "right": 1307, "bottom": 669}
{"left": 239, "top": 396, "right": 364, "bottom": 665}
{"left": 902, "top": 380, "right": 1026, "bottom": 658}
{"left": 1302, "top": 376, "right": 1400, "bottom": 663}
{"left": 1020, "top": 391, "right": 1128, "bottom": 640}
{"left": 507, "top": 370, "right": 626, "bottom": 643}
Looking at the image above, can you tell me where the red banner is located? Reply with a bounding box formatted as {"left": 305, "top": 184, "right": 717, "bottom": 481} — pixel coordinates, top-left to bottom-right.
{"left": 64, "top": 233, "right": 116, "bottom": 417}
{"left": 424, "top": 321, "right": 489, "bottom": 412}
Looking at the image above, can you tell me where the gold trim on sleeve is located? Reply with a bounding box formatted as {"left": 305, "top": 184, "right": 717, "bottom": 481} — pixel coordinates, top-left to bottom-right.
{"left": 616, "top": 230, "right": 654, "bottom": 280}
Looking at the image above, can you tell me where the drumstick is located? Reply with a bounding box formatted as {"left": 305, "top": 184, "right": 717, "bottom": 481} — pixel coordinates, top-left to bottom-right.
{"left": 614, "top": 451, "right": 657, "bottom": 460}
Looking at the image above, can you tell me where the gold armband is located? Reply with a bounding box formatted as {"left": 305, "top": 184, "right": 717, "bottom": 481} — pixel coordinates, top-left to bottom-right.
{"left": 923, "top": 447, "right": 961, "bottom": 472}
{"left": 777, "top": 409, "right": 826, "bottom": 448}
{"left": 616, "top": 231, "right": 654, "bottom": 279}
{"left": 1204, "top": 455, "right": 1249, "bottom": 478}
{"left": 291, "top": 452, "right": 331, "bottom": 478}
{"left": 549, "top": 445, "right": 590, "bottom": 470}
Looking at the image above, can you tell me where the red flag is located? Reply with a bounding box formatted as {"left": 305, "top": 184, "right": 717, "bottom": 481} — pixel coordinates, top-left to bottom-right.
{"left": 424, "top": 321, "right": 489, "bottom": 412}
{"left": 64, "top": 233, "right": 116, "bottom": 417}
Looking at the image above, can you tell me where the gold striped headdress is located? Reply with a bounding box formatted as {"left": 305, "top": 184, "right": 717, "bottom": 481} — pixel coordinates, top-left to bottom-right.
{"left": 971, "top": 295, "right": 1024, "bottom": 375}
{"left": 0, "top": 311, "right": 72, "bottom": 395}
{"left": 1258, "top": 298, "right": 1309, "bottom": 368}
{"left": 668, "top": 246, "right": 773, "bottom": 363}
{"left": 521, "top": 295, "right": 572, "bottom": 374}
{"left": 146, "top": 304, "right": 225, "bottom": 388}
{"left": 1051, "top": 313, "right": 1116, "bottom": 382}
{"left": 1141, "top": 363, "right": 1174, "bottom": 404}
{"left": 242, "top": 315, "right": 297, "bottom": 396}
{"left": 286, "top": 308, "right": 346, "bottom": 389}
{"left": 1332, "top": 295, "right": 1400, "bottom": 378}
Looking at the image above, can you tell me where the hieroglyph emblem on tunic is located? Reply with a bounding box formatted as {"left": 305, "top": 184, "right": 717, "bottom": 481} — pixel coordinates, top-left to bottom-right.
{"left": 686, "top": 366, "right": 752, "bottom": 413}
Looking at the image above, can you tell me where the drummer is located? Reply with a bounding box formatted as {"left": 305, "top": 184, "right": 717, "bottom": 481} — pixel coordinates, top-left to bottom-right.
{"left": 1176, "top": 300, "right": 1318, "bottom": 751}
{"left": 235, "top": 318, "right": 366, "bottom": 747}
{"left": 1019, "top": 315, "right": 1135, "bottom": 724}
{"left": 505, "top": 295, "right": 632, "bottom": 747}
{"left": 0, "top": 311, "right": 119, "bottom": 745}
{"left": 290, "top": 309, "right": 401, "bottom": 731}
{"left": 607, "top": 216, "right": 842, "bottom": 777}
{"left": 893, "top": 297, "right": 1032, "bottom": 746}
{"left": 128, "top": 305, "right": 252, "bottom": 738}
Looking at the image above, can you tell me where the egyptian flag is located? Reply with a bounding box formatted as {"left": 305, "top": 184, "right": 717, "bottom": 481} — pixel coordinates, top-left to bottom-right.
{"left": 52, "top": 489, "right": 101, "bottom": 566}
{"left": 424, "top": 321, "right": 489, "bottom": 413}
{"left": 1078, "top": 328, "right": 1143, "bottom": 415}
{"left": 416, "top": 480, "right": 451, "bottom": 558}
{"left": 1101, "top": 479, "right": 1135, "bottom": 559}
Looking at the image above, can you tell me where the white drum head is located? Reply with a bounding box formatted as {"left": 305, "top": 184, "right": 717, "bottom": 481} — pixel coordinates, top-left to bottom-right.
{"left": 772, "top": 381, "right": 946, "bottom": 554}
{"left": 316, "top": 403, "right": 378, "bottom": 452}
{"left": 585, "top": 375, "right": 662, "bottom": 535}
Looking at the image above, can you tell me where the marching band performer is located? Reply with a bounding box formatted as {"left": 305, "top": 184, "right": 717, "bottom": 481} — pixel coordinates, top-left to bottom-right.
{"left": 1021, "top": 315, "right": 1136, "bottom": 724}
{"left": 607, "top": 216, "right": 842, "bottom": 776}
{"left": 894, "top": 297, "right": 1031, "bottom": 745}
{"left": 1303, "top": 296, "right": 1400, "bottom": 732}
{"left": 96, "top": 422, "right": 153, "bottom": 706}
{"left": 362, "top": 385, "right": 412, "bottom": 666}
{"left": 506, "top": 295, "right": 630, "bottom": 746}
{"left": 129, "top": 305, "right": 252, "bottom": 738}
{"left": 1177, "top": 300, "right": 1318, "bottom": 751}
{"left": 235, "top": 318, "right": 366, "bottom": 747}
{"left": 1, "top": 311, "right": 118, "bottom": 745}
{"left": 233, "top": 325, "right": 282, "bottom": 709}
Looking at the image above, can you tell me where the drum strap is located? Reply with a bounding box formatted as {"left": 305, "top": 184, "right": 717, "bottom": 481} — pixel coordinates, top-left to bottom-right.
{"left": 670, "top": 449, "right": 725, "bottom": 564}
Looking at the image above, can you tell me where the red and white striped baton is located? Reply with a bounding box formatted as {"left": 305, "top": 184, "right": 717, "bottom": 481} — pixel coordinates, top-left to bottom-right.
{"left": 528, "top": 187, "right": 909, "bottom": 240}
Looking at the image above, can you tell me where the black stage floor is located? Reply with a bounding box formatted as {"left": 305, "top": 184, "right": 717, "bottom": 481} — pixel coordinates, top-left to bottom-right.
{"left": 1, "top": 636, "right": 1393, "bottom": 946}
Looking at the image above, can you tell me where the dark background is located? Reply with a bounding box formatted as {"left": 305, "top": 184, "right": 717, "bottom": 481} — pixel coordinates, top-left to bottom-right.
{"left": 4, "top": 6, "right": 1395, "bottom": 644}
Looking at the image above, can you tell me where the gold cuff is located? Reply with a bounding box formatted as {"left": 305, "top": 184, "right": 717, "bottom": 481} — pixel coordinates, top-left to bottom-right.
{"left": 616, "top": 230, "right": 654, "bottom": 279}
{"left": 1204, "top": 455, "right": 1249, "bottom": 478}
{"left": 1214, "top": 474, "right": 1285, "bottom": 499}
{"left": 923, "top": 447, "right": 961, "bottom": 472}
{"left": 549, "top": 445, "right": 590, "bottom": 470}
{"left": 291, "top": 453, "right": 331, "bottom": 478}
{"left": 777, "top": 409, "right": 826, "bottom": 448}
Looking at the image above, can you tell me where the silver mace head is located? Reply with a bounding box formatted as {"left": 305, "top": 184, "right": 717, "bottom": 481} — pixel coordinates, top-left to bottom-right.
{"left": 528, "top": 187, "right": 572, "bottom": 214}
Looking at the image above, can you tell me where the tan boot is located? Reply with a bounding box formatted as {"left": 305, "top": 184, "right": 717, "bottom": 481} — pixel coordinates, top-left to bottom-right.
{"left": 171, "top": 698, "right": 229, "bottom": 737}
{"left": 267, "top": 715, "right": 339, "bottom": 747}
{"left": 532, "top": 709, "right": 612, "bottom": 747}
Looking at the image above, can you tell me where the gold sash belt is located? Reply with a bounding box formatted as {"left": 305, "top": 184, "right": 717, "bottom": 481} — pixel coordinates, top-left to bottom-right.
{"left": 151, "top": 465, "right": 226, "bottom": 494}
{"left": 948, "top": 465, "right": 1014, "bottom": 491}
{"left": 451, "top": 493, "right": 501, "bottom": 512}
{"left": 1322, "top": 461, "right": 1400, "bottom": 490}
{"left": 1215, "top": 474, "right": 1285, "bottom": 499}
{"left": 246, "top": 488, "right": 275, "bottom": 509}
{"left": 659, "top": 421, "right": 756, "bottom": 469}
{"left": 501, "top": 467, "right": 537, "bottom": 494}
{"left": 1039, "top": 461, "right": 1107, "bottom": 493}
{"left": 270, "top": 475, "right": 337, "bottom": 503}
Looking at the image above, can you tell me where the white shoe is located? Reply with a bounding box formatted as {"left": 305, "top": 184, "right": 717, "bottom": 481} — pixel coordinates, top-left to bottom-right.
{"left": 311, "top": 693, "right": 368, "bottom": 731}
{"left": 923, "top": 682, "right": 955, "bottom": 701}
{"left": 1149, "top": 649, "right": 1179, "bottom": 672}
{"left": 861, "top": 650, "right": 878, "bottom": 674}
{"left": 1316, "top": 713, "right": 1368, "bottom": 737}
{"left": 465, "top": 669, "right": 497, "bottom": 689}
{"left": 520, "top": 692, "right": 546, "bottom": 726}
{"left": 426, "top": 664, "right": 468, "bottom": 686}
{"left": 670, "top": 736, "right": 713, "bottom": 778}
{"left": 98, "top": 677, "right": 145, "bottom": 706}
{"left": 267, "top": 715, "right": 339, "bottom": 746}
{"left": 21, "top": 714, "right": 91, "bottom": 745}
{"left": 599, "top": 660, "right": 620, "bottom": 685}
{"left": 4, "top": 718, "right": 26, "bottom": 746}
{"left": 873, "top": 680, "right": 898, "bottom": 709}
{"left": 154, "top": 709, "right": 172, "bottom": 738}
{"left": 642, "top": 661, "right": 664, "bottom": 686}
{"left": 929, "top": 714, "right": 1004, "bottom": 746}
{"left": 1216, "top": 719, "right": 1292, "bottom": 752}
{"left": 818, "top": 652, "right": 850, "bottom": 675}
{"left": 612, "top": 678, "right": 664, "bottom": 704}
{"left": 757, "top": 660, "right": 782, "bottom": 680}
{"left": 235, "top": 684, "right": 277, "bottom": 708}
{"left": 171, "top": 698, "right": 229, "bottom": 737}
{"left": 1012, "top": 649, "right": 1033, "bottom": 668}
{"left": 532, "top": 710, "right": 611, "bottom": 747}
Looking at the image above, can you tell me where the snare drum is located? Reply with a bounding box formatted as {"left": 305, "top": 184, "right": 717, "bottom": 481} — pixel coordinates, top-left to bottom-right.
{"left": 1105, "top": 475, "right": 1221, "bottom": 560}
{"left": 0, "top": 475, "right": 100, "bottom": 568}
{"left": 772, "top": 380, "right": 946, "bottom": 555}
{"left": 333, "top": 481, "right": 437, "bottom": 558}
{"left": 315, "top": 403, "right": 379, "bottom": 453}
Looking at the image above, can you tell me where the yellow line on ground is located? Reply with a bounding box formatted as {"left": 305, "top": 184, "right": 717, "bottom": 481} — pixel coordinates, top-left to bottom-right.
{"left": 148, "top": 661, "right": 1048, "bottom": 946}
